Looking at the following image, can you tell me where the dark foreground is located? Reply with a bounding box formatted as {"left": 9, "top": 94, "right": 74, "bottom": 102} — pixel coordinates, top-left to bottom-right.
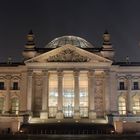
{"left": 1, "top": 134, "right": 140, "bottom": 140}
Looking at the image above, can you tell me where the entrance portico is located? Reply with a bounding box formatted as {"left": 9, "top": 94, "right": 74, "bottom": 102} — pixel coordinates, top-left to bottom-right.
{"left": 25, "top": 46, "right": 112, "bottom": 122}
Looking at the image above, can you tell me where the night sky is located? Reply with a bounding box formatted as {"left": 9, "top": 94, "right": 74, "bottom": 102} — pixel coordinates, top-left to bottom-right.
{"left": 0, "top": 0, "right": 140, "bottom": 62}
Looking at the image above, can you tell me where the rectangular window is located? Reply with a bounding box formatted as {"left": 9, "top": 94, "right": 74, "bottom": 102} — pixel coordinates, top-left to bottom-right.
{"left": 0, "top": 82, "right": 4, "bottom": 90}
{"left": 133, "top": 82, "right": 139, "bottom": 90}
{"left": 48, "top": 74, "right": 58, "bottom": 118}
{"left": 119, "top": 82, "right": 125, "bottom": 90}
{"left": 63, "top": 73, "right": 74, "bottom": 118}
{"left": 79, "top": 73, "right": 88, "bottom": 117}
{"left": 11, "top": 98, "right": 19, "bottom": 115}
{"left": 13, "top": 82, "right": 18, "bottom": 90}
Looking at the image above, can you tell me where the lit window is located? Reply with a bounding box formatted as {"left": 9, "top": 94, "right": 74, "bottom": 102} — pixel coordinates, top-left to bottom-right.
{"left": 133, "top": 82, "right": 139, "bottom": 90}
{"left": 118, "top": 96, "right": 126, "bottom": 115}
{"left": 63, "top": 73, "right": 74, "bottom": 117}
{"left": 11, "top": 98, "right": 19, "bottom": 115}
{"left": 0, "top": 82, "right": 4, "bottom": 90}
{"left": 119, "top": 82, "right": 125, "bottom": 90}
{"left": 0, "top": 97, "right": 4, "bottom": 114}
{"left": 48, "top": 74, "right": 58, "bottom": 117}
{"left": 79, "top": 73, "right": 88, "bottom": 117}
{"left": 133, "top": 97, "right": 140, "bottom": 114}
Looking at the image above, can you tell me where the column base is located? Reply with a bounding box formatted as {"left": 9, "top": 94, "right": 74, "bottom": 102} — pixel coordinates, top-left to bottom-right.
{"left": 23, "top": 111, "right": 32, "bottom": 123}
{"left": 74, "top": 111, "right": 80, "bottom": 119}
{"left": 89, "top": 111, "right": 96, "bottom": 120}
{"left": 40, "top": 111, "right": 48, "bottom": 119}
{"left": 56, "top": 111, "right": 64, "bottom": 120}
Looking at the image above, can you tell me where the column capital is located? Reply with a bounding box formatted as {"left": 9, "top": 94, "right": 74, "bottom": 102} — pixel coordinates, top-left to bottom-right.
{"left": 73, "top": 70, "right": 80, "bottom": 77}
{"left": 104, "top": 70, "right": 110, "bottom": 78}
{"left": 57, "top": 70, "right": 63, "bottom": 77}
{"left": 42, "top": 70, "right": 49, "bottom": 76}
{"left": 88, "top": 70, "right": 95, "bottom": 77}
{"left": 27, "top": 70, "right": 33, "bottom": 76}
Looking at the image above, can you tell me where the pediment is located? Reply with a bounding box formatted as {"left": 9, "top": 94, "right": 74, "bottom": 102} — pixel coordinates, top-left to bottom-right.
{"left": 25, "top": 44, "right": 112, "bottom": 64}
{"left": 46, "top": 49, "right": 90, "bottom": 62}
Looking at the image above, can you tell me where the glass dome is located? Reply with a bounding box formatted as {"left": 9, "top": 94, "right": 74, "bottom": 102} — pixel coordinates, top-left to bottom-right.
{"left": 45, "top": 36, "right": 94, "bottom": 48}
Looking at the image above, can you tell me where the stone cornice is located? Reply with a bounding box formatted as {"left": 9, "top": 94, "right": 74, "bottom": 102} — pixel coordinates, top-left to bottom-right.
{"left": 25, "top": 62, "right": 112, "bottom": 69}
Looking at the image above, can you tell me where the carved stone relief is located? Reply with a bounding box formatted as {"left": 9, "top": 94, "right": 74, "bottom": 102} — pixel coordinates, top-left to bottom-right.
{"left": 94, "top": 78, "right": 104, "bottom": 117}
{"left": 46, "top": 49, "right": 90, "bottom": 62}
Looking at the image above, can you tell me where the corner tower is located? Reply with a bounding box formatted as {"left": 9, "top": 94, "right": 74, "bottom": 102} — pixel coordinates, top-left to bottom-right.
{"left": 101, "top": 31, "right": 115, "bottom": 60}
{"left": 22, "top": 30, "right": 37, "bottom": 59}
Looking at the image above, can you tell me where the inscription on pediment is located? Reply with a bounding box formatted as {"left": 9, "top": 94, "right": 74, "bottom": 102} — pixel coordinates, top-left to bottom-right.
{"left": 46, "top": 49, "right": 91, "bottom": 62}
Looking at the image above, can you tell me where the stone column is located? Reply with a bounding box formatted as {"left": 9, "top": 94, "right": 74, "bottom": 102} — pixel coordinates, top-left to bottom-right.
{"left": 27, "top": 70, "right": 33, "bottom": 115}
{"left": 73, "top": 70, "right": 80, "bottom": 119}
{"left": 110, "top": 71, "right": 117, "bottom": 114}
{"left": 88, "top": 70, "right": 96, "bottom": 120}
{"left": 40, "top": 70, "right": 49, "bottom": 119}
{"left": 56, "top": 70, "right": 64, "bottom": 119}
{"left": 104, "top": 70, "right": 110, "bottom": 114}
{"left": 127, "top": 75, "right": 132, "bottom": 114}
{"left": 5, "top": 75, "right": 11, "bottom": 114}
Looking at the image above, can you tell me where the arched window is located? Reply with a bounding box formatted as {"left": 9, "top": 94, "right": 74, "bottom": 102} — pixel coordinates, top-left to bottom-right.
{"left": 11, "top": 98, "right": 19, "bottom": 115}
{"left": 0, "top": 97, "right": 4, "bottom": 114}
{"left": 132, "top": 96, "right": 140, "bottom": 114}
{"left": 118, "top": 96, "right": 126, "bottom": 115}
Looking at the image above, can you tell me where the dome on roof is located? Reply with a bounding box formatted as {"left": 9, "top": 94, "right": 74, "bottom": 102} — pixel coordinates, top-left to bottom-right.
{"left": 45, "top": 36, "right": 94, "bottom": 48}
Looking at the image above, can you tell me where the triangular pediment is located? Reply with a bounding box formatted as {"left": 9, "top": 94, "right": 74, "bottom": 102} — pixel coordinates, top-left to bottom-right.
{"left": 25, "top": 44, "right": 112, "bottom": 64}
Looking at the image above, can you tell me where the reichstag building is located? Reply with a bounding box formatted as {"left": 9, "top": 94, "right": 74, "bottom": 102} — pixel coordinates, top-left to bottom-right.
{"left": 0, "top": 30, "right": 140, "bottom": 133}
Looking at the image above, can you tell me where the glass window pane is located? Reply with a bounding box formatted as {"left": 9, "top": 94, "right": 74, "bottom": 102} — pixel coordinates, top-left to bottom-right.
{"left": 63, "top": 73, "right": 74, "bottom": 117}
{"left": 48, "top": 74, "right": 58, "bottom": 117}
{"left": 118, "top": 97, "right": 126, "bottom": 115}
{"left": 11, "top": 98, "right": 19, "bottom": 115}
{"left": 79, "top": 73, "right": 88, "bottom": 117}
{"left": 13, "top": 82, "right": 18, "bottom": 90}
{"left": 119, "top": 82, "right": 125, "bottom": 90}
{"left": 0, "top": 82, "right": 4, "bottom": 90}
{"left": 133, "top": 82, "right": 139, "bottom": 90}
{"left": 133, "top": 97, "right": 140, "bottom": 114}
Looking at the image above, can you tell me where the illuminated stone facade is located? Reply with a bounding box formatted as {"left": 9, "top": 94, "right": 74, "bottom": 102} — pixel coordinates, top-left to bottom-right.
{"left": 0, "top": 31, "right": 140, "bottom": 133}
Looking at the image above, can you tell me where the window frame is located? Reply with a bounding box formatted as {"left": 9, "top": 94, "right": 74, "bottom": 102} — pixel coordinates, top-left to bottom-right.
{"left": 0, "top": 82, "right": 5, "bottom": 90}
{"left": 118, "top": 96, "right": 126, "bottom": 115}
{"left": 133, "top": 81, "right": 139, "bottom": 90}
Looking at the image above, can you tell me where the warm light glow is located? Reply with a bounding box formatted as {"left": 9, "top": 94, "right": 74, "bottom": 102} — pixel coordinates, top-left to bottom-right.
{"left": 11, "top": 97, "right": 19, "bottom": 115}
{"left": 133, "top": 97, "right": 140, "bottom": 114}
{"left": 110, "top": 130, "right": 115, "bottom": 134}
{"left": 48, "top": 73, "right": 58, "bottom": 117}
{"left": 79, "top": 73, "right": 88, "bottom": 117}
{"left": 63, "top": 73, "right": 74, "bottom": 117}
{"left": 19, "top": 130, "right": 23, "bottom": 133}
{"left": 118, "top": 96, "right": 126, "bottom": 115}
